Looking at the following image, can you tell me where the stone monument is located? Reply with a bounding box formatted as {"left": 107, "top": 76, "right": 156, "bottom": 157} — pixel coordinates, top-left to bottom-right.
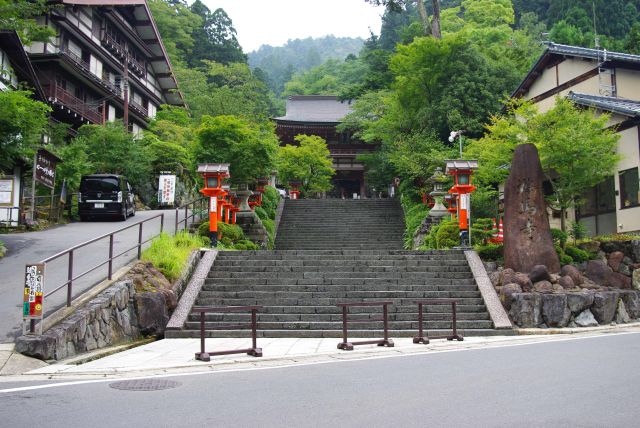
{"left": 503, "top": 144, "right": 560, "bottom": 273}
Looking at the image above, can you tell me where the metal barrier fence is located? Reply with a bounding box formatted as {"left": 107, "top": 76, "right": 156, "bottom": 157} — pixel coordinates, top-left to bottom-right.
{"left": 336, "top": 301, "right": 395, "bottom": 351}
{"left": 413, "top": 299, "right": 464, "bottom": 344}
{"left": 192, "top": 305, "right": 263, "bottom": 362}
{"left": 27, "top": 214, "right": 165, "bottom": 333}
{"left": 174, "top": 197, "right": 207, "bottom": 233}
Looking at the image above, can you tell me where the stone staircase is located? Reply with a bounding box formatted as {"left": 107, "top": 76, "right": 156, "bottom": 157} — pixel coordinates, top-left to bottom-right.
{"left": 163, "top": 249, "right": 499, "bottom": 338}
{"left": 275, "top": 199, "right": 406, "bottom": 250}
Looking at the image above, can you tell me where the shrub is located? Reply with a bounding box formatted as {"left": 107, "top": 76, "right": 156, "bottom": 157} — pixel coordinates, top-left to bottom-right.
{"left": 551, "top": 228, "right": 568, "bottom": 249}
{"left": 401, "top": 195, "right": 430, "bottom": 248}
{"left": 475, "top": 243, "right": 503, "bottom": 261}
{"left": 554, "top": 244, "right": 573, "bottom": 266}
{"left": 261, "top": 186, "right": 280, "bottom": 219}
{"left": 435, "top": 220, "right": 460, "bottom": 249}
{"left": 262, "top": 217, "right": 275, "bottom": 235}
{"left": 233, "top": 239, "right": 260, "bottom": 250}
{"left": 471, "top": 218, "right": 495, "bottom": 245}
{"left": 564, "top": 245, "right": 591, "bottom": 263}
{"left": 569, "top": 221, "right": 588, "bottom": 243}
{"left": 142, "top": 232, "right": 208, "bottom": 281}
{"left": 254, "top": 206, "right": 268, "bottom": 220}
{"left": 218, "top": 222, "right": 244, "bottom": 241}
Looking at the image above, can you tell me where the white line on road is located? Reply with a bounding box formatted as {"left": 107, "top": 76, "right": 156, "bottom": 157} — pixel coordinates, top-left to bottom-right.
{"left": 1, "top": 331, "right": 637, "bottom": 394}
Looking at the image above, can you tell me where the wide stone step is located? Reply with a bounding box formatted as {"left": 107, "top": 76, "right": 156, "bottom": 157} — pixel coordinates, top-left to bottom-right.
{"left": 211, "top": 265, "right": 472, "bottom": 273}
{"left": 214, "top": 259, "right": 470, "bottom": 267}
{"left": 195, "top": 297, "right": 487, "bottom": 306}
{"left": 187, "top": 312, "right": 491, "bottom": 322}
{"left": 215, "top": 255, "right": 467, "bottom": 262}
{"left": 205, "top": 278, "right": 477, "bottom": 286}
{"left": 208, "top": 271, "right": 474, "bottom": 279}
{"left": 197, "top": 290, "right": 481, "bottom": 299}
{"left": 203, "top": 284, "right": 480, "bottom": 292}
{"left": 183, "top": 320, "right": 494, "bottom": 331}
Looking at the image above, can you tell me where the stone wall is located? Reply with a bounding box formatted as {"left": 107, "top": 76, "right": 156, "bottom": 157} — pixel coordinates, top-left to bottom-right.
{"left": 16, "top": 280, "right": 140, "bottom": 360}
{"left": 508, "top": 290, "right": 639, "bottom": 328}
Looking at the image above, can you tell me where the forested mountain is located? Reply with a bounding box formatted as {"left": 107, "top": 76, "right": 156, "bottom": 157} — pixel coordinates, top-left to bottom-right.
{"left": 247, "top": 36, "right": 365, "bottom": 95}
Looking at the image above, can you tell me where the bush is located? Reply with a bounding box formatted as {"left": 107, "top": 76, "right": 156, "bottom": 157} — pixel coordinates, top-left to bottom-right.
{"left": 218, "top": 222, "right": 244, "bottom": 241}
{"left": 475, "top": 243, "right": 503, "bottom": 261}
{"left": 551, "top": 228, "right": 568, "bottom": 249}
{"left": 435, "top": 220, "right": 460, "bottom": 249}
{"left": 564, "top": 245, "right": 592, "bottom": 263}
{"left": 261, "top": 186, "right": 280, "bottom": 219}
{"left": 401, "top": 194, "right": 430, "bottom": 248}
{"left": 142, "top": 232, "right": 208, "bottom": 281}
{"left": 569, "top": 221, "right": 588, "bottom": 243}
{"left": 554, "top": 244, "right": 573, "bottom": 266}
{"left": 233, "top": 239, "right": 260, "bottom": 250}
{"left": 254, "top": 206, "right": 268, "bottom": 220}
{"left": 262, "top": 217, "right": 275, "bottom": 235}
{"left": 471, "top": 218, "right": 495, "bottom": 245}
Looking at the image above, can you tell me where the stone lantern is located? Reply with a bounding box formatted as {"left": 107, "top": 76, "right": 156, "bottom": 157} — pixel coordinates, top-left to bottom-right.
{"left": 197, "top": 163, "right": 230, "bottom": 247}
{"left": 445, "top": 159, "right": 478, "bottom": 246}
{"left": 427, "top": 167, "right": 449, "bottom": 218}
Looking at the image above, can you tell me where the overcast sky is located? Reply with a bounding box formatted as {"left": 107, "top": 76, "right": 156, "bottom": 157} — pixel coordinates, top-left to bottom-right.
{"left": 201, "top": 0, "right": 387, "bottom": 53}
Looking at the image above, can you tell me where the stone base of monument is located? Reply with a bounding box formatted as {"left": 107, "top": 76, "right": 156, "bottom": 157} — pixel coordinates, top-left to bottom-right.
{"left": 236, "top": 211, "right": 268, "bottom": 248}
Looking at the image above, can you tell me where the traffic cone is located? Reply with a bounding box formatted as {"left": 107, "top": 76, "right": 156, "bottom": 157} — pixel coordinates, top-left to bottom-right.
{"left": 497, "top": 218, "right": 504, "bottom": 243}
{"left": 491, "top": 218, "right": 498, "bottom": 239}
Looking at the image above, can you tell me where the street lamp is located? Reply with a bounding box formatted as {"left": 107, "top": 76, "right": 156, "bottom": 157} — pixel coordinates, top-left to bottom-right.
{"left": 448, "top": 130, "right": 465, "bottom": 159}
{"left": 445, "top": 159, "right": 478, "bottom": 247}
{"left": 198, "top": 163, "right": 230, "bottom": 247}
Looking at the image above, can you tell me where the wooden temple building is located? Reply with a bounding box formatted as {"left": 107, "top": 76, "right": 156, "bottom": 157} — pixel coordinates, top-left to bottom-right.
{"left": 273, "top": 95, "right": 376, "bottom": 198}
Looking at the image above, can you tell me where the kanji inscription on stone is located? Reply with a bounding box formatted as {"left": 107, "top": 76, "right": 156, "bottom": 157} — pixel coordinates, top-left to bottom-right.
{"left": 503, "top": 144, "right": 560, "bottom": 273}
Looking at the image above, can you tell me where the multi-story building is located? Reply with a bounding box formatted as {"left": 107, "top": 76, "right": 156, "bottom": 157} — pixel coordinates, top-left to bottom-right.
{"left": 273, "top": 95, "right": 376, "bottom": 198}
{"left": 25, "top": 0, "right": 184, "bottom": 135}
{"left": 511, "top": 42, "right": 640, "bottom": 235}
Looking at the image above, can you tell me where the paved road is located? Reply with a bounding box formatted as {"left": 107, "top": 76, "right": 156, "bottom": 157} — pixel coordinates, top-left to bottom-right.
{"left": 0, "top": 333, "right": 638, "bottom": 427}
{"left": 0, "top": 210, "right": 180, "bottom": 343}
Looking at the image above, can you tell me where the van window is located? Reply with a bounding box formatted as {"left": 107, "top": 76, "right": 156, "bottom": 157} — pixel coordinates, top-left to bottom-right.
{"left": 80, "top": 177, "right": 119, "bottom": 192}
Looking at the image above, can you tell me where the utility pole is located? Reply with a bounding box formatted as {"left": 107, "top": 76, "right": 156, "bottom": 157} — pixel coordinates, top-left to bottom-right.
{"left": 123, "top": 49, "right": 129, "bottom": 128}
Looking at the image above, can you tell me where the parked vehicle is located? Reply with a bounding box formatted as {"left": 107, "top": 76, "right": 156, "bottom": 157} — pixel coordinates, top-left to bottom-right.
{"left": 78, "top": 174, "right": 135, "bottom": 221}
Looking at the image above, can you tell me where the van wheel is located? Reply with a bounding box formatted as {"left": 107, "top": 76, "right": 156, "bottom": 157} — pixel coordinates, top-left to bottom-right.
{"left": 120, "top": 204, "right": 127, "bottom": 221}
{"left": 130, "top": 204, "right": 135, "bottom": 217}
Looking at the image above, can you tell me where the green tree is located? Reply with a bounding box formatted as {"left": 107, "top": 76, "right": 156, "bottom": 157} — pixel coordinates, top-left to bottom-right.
{"left": 0, "top": 90, "right": 51, "bottom": 172}
{"left": 276, "top": 134, "right": 335, "bottom": 196}
{"left": 74, "top": 121, "right": 151, "bottom": 189}
{"left": 0, "top": 0, "right": 55, "bottom": 44}
{"left": 196, "top": 115, "right": 278, "bottom": 183}
{"left": 188, "top": 1, "right": 246, "bottom": 67}
{"left": 466, "top": 99, "right": 621, "bottom": 231}
{"left": 148, "top": 0, "right": 202, "bottom": 65}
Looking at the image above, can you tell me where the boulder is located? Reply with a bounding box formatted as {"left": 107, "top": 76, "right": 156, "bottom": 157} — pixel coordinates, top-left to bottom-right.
{"left": 550, "top": 274, "right": 561, "bottom": 284}
{"left": 575, "top": 309, "right": 598, "bottom": 327}
{"left": 135, "top": 292, "right": 169, "bottom": 337}
{"left": 533, "top": 280, "right": 554, "bottom": 294}
{"left": 591, "top": 292, "right": 619, "bottom": 324}
{"left": 633, "top": 269, "right": 640, "bottom": 291}
{"left": 541, "top": 294, "right": 571, "bottom": 327}
{"left": 585, "top": 260, "right": 612, "bottom": 286}
{"left": 500, "top": 283, "right": 522, "bottom": 310}
{"left": 489, "top": 271, "right": 501, "bottom": 287}
{"left": 578, "top": 240, "right": 600, "bottom": 254}
{"left": 499, "top": 268, "right": 515, "bottom": 286}
{"left": 503, "top": 144, "right": 560, "bottom": 274}
{"left": 618, "top": 263, "right": 631, "bottom": 276}
{"left": 509, "top": 293, "right": 542, "bottom": 328}
{"left": 601, "top": 241, "right": 624, "bottom": 254}
{"left": 529, "top": 265, "right": 552, "bottom": 283}
{"left": 620, "top": 291, "right": 640, "bottom": 319}
{"left": 15, "top": 334, "right": 57, "bottom": 360}
{"left": 566, "top": 292, "right": 595, "bottom": 314}
{"left": 560, "top": 265, "right": 583, "bottom": 285}
{"left": 608, "top": 251, "right": 625, "bottom": 271}
{"left": 579, "top": 278, "right": 601, "bottom": 290}
{"left": 616, "top": 299, "right": 631, "bottom": 324}
{"left": 609, "top": 272, "right": 631, "bottom": 289}
{"left": 631, "top": 240, "right": 640, "bottom": 263}
{"left": 558, "top": 276, "right": 575, "bottom": 289}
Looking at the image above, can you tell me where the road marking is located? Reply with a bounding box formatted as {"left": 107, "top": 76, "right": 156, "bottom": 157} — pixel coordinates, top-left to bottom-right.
{"left": 0, "top": 331, "right": 637, "bottom": 394}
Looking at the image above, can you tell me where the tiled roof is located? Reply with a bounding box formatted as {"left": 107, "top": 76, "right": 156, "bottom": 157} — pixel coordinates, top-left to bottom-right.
{"left": 274, "top": 96, "right": 353, "bottom": 123}
{"left": 567, "top": 92, "right": 640, "bottom": 117}
{"left": 546, "top": 42, "right": 640, "bottom": 64}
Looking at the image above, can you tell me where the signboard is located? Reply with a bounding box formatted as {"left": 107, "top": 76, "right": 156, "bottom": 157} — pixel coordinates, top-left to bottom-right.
{"left": 34, "top": 149, "right": 59, "bottom": 189}
{"left": 23, "top": 264, "right": 44, "bottom": 319}
{"left": 158, "top": 174, "right": 176, "bottom": 206}
{"left": 0, "top": 177, "right": 13, "bottom": 206}
{"left": 210, "top": 197, "right": 217, "bottom": 212}
{"left": 460, "top": 194, "right": 469, "bottom": 210}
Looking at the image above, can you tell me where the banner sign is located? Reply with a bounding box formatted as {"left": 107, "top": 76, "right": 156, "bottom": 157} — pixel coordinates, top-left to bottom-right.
{"left": 34, "top": 149, "right": 59, "bottom": 189}
{"left": 158, "top": 174, "right": 176, "bottom": 206}
{"left": 23, "top": 264, "right": 44, "bottom": 319}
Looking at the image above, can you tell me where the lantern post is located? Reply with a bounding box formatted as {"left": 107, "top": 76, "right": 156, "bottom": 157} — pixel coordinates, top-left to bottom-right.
{"left": 445, "top": 160, "right": 478, "bottom": 247}
{"left": 197, "top": 163, "right": 230, "bottom": 247}
{"left": 289, "top": 180, "right": 302, "bottom": 200}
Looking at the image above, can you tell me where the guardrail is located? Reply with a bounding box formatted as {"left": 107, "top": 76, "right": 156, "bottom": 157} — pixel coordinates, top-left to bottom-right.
{"left": 336, "top": 301, "right": 395, "bottom": 351}
{"left": 26, "top": 214, "right": 164, "bottom": 333}
{"left": 174, "top": 197, "right": 207, "bottom": 233}
{"left": 192, "top": 305, "right": 263, "bottom": 362}
{"left": 413, "top": 299, "right": 464, "bottom": 344}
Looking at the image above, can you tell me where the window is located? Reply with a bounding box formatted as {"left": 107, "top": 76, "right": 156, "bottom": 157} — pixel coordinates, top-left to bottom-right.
{"left": 579, "top": 176, "right": 616, "bottom": 217}
{"left": 619, "top": 167, "right": 639, "bottom": 208}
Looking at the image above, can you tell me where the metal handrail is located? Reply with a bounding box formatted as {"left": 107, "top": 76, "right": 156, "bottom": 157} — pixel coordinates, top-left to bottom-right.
{"left": 38, "top": 214, "right": 164, "bottom": 314}
{"left": 174, "top": 197, "right": 207, "bottom": 233}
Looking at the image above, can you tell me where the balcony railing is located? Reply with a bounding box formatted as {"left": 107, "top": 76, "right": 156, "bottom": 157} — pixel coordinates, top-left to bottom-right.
{"left": 44, "top": 82, "right": 102, "bottom": 124}
{"left": 100, "top": 32, "right": 146, "bottom": 78}
{"left": 59, "top": 48, "right": 122, "bottom": 97}
{"left": 129, "top": 98, "right": 148, "bottom": 117}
